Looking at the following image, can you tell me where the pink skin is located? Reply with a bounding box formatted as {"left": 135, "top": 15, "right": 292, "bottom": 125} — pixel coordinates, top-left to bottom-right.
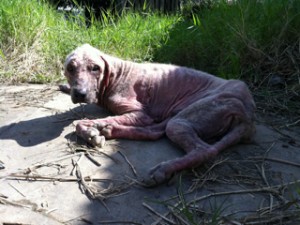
{"left": 60, "top": 44, "right": 256, "bottom": 186}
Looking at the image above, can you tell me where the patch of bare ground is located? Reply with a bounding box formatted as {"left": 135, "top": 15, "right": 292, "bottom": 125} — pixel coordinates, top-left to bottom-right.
{"left": 0, "top": 85, "right": 300, "bottom": 224}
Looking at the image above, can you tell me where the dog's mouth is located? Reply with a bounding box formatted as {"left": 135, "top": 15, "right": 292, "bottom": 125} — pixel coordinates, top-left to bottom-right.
{"left": 71, "top": 95, "right": 84, "bottom": 104}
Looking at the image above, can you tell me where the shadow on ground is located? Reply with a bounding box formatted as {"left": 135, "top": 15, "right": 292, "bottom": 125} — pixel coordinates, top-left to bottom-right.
{"left": 1, "top": 85, "right": 300, "bottom": 224}
{"left": 0, "top": 85, "right": 183, "bottom": 224}
{"left": 0, "top": 111, "right": 72, "bottom": 147}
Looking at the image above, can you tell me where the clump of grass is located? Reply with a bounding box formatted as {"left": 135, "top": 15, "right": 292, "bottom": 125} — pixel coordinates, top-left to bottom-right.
{"left": 88, "top": 11, "right": 179, "bottom": 62}
{"left": 156, "top": 0, "right": 300, "bottom": 80}
{"left": 153, "top": 0, "right": 300, "bottom": 115}
{"left": 0, "top": 0, "right": 178, "bottom": 84}
{"left": 0, "top": 0, "right": 299, "bottom": 115}
{"left": 0, "top": 0, "right": 66, "bottom": 83}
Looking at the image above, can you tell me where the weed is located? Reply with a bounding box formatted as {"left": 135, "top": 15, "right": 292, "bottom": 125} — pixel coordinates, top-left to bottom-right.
{"left": 0, "top": 0, "right": 299, "bottom": 115}
{"left": 0, "top": 0, "right": 178, "bottom": 83}
{"left": 153, "top": 0, "right": 300, "bottom": 115}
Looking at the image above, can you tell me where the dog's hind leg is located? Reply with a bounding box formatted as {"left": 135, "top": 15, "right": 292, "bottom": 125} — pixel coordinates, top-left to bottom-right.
{"left": 146, "top": 96, "right": 255, "bottom": 186}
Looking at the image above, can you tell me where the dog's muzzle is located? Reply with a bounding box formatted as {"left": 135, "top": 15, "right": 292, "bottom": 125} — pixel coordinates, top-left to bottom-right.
{"left": 71, "top": 88, "right": 87, "bottom": 103}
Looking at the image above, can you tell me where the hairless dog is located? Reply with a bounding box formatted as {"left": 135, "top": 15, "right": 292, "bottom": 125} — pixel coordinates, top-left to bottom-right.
{"left": 60, "top": 44, "right": 256, "bottom": 186}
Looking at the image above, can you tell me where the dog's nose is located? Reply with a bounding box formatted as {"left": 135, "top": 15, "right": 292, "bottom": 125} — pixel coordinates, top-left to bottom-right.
{"left": 72, "top": 88, "right": 87, "bottom": 103}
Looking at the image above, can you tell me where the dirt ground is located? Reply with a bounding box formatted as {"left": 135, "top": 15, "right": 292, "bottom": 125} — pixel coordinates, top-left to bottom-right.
{"left": 0, "top": 85, "right": 300, "bottom": 225}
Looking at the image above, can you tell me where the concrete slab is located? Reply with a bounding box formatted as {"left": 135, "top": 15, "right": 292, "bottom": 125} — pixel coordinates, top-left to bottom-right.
{"left": 1, "top": 85, "right": 300, "bottom": 224}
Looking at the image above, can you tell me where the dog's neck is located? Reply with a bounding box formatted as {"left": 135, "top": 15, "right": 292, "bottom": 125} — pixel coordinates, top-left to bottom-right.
{"left": 113, "top": 57, "right": 134, "bottom": 80}
{"left": 97, "top": 55, "right": 135, "bottom": 108}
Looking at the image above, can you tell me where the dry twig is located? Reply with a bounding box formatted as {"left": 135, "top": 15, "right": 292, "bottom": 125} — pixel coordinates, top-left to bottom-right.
{"left": 143, "top": 202, "right": 176, "bottom": 225}
{"left": 118, "top": 151, "right": 138, "bottom": 177}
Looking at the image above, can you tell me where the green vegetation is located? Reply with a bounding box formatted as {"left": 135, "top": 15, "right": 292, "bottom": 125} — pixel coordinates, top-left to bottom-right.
{"left": 157, "top": 0, "right": 300, "bottom": 80}
{"left": 0, "top": 0, "right": 299, "bottom": 113}
{"left": 0, "top": 0, "right": 178, "bottom": 83}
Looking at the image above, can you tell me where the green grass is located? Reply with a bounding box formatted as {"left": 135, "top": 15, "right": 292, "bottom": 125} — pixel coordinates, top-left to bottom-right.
{"left": 0, "top": 0, "right": 299, "bottom": 113}
{"left": 155, "top": 0, "right": 300, "bottom": 82}
{"left": 154, "top": 0, "right": 300, "bottom": 114}
{"left": 1, "top": 0, "right": 300, "bottom": 83}
{"left": 0, "top": 0, "right": 178, "bottom": 83}
{"left": 90, "top": 12, "right": 180, "bottom": 61}
{"left": 0, "top": 0, "right": 67, "bottom": 83}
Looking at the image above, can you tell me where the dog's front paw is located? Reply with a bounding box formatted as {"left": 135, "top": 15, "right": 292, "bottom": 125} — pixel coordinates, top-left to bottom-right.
{"left": 100, "top": 124, "right": 113, "bottom": 138}
{"left": 85, "top": 127, "right": 106, "bottom": 147}
{"left": 76, "top": 123, "right": 106, "bottom": 147}
{"left": 90, "top": 134, "right": 106, "bottom": 147}
{"left": 93, "top": 122, "right": 114, "bottom": 139}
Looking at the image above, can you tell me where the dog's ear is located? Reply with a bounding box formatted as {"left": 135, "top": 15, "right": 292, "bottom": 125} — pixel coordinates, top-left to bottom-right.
{"left": 101, "top": 56, "right": 110, "bottom": 77}
{"left": 100, "top": 55, "right": 111, "bottom": 87}
{"left": 97, "top": 55, "right": 112, "bottom": 104}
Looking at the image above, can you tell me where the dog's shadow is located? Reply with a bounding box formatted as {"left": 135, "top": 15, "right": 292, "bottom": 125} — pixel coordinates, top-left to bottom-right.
{"left": 0, "top": 104, "right": 109, "bottom": 147}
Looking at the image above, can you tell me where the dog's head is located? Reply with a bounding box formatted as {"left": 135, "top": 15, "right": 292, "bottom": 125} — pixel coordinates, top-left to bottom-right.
{"left": 64, "top": 44, "right": 110, "bottom": 104}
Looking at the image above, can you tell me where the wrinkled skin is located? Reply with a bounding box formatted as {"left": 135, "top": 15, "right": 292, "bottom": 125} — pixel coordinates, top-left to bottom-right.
{"left": 60, "top": 44, "right": 256, "bottom": 186}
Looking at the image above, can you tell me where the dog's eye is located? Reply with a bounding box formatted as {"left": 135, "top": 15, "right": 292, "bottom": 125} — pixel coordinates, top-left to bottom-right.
{"left": 67, "top": 64, "right": 75, "bottom": 73}
{"left": 91, "top": 65, "right": 100, "bottom": 72}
